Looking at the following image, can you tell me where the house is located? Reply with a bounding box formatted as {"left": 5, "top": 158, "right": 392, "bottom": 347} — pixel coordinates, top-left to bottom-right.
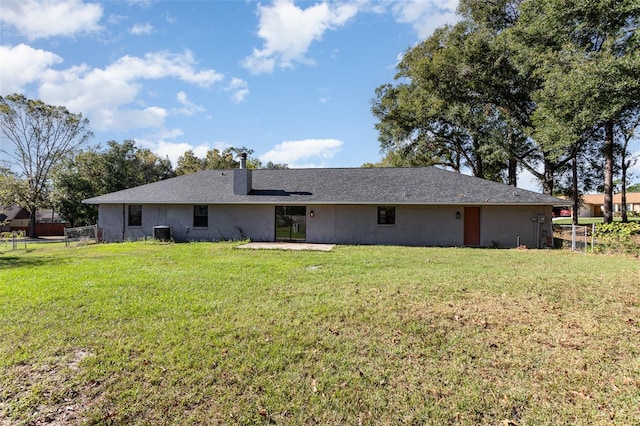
{"left": 0, "top": 205, "right": 66, "bottom": 236}
{"left": 0, "top": 205, "right": 29, "bottom": 233}
{"left": 578, "top": 193, "right": 640, "bottom": 217}
{"left": 84, "top": 165, "right": 569, "bottom": 248}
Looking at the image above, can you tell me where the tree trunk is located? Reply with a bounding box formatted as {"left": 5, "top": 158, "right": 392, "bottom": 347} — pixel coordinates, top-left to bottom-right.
{"left": 603, "top": 120, "right": 614, "bottom": 224}
{"left": 621, "top": 186, "right": 628, "bottom": 223}
{"left": 621, "top": 132, "right": 629, "bottom": 223}
{"left": 29, "top": 207, "right": 37, "bottom": 238}
{"left": 542, "top": 157, "right": 554, "bottom": 195}
{"left": 508, "top": 157, "right": 517, "bottom": 187}
{"left": 507, "top": 129, "right": 517, "bottom": 187}
{"left": 472, "top": 137, "right": 484, "bottom": 179}
{"left": 572, "top": 154, "right": 579, "bottom": 225}
{"left": 621, "top": 159, "right": 628, "bottom": 223}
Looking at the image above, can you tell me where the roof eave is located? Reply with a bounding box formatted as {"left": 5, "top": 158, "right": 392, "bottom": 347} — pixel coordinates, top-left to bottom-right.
{"left": 83, "top": 200, "right": 566, "bottom": 206}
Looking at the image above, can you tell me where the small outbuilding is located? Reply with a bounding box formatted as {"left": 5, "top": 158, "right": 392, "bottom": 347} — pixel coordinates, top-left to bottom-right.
{"left": 83, "top": 166, "right": 569, "bottom": 248}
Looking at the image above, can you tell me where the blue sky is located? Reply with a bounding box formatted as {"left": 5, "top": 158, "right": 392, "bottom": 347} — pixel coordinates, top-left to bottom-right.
{"left": 2, "top": 0, "right": 638, "bottom": 191}
{"left": 1, "top": 0, "right": 461, "bottom": 169}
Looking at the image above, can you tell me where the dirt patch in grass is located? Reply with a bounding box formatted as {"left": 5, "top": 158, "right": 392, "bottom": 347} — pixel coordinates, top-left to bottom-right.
{"left": 0, "top": 349, "right": 102, "bottom": 425}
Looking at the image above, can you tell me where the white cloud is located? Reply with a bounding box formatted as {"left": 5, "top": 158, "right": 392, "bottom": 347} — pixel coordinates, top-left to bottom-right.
{"left": 175, "top": 91, "right": 205, "bottom": 115}
{"left": 391, "top": 0, "right": 461, "bottom": 39}
{"left": 164, "top": 11, "right": 176, "bottom": 24}
{"left": 36, "top": 50, "right": 223, "bottom": 131}
{"left": 126, "top": 0, "right": 154, "bottom": 7}
{"left": 158, "top": 128, "right": 184, "bottom": 140}
{"left": 107, "top": 51, "right": 223, "bottom": 88}
{"left": 108, "top": 14, "right": 127, "bottom": 25}
{"left": 260, "top": 138, "right": 343, "bottom": 167}
{"left": 0, "top": 0, "right": 103, "bottom": 40}
{"left": 241, "top": 0, "right": 461, "bottom": 74}
{"left": 130, "top": 23, "right": 154, "bottom": 35}
{"left": 92, "top": 106, "right": 167, "bottom": 132}
{"left": 154, "top": 141, "right": 203, "bottom": 166}
{"left": 226, "top": 78, "right": 249, "bottom": 103}
{"left": 243, "top": 0, "right": 358, "bottom": 74}
{"left": 0, "top": 44, "right": 63, "bottom": 93}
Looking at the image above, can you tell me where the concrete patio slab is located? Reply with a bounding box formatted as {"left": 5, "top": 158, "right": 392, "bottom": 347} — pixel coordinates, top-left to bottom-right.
{"left": 237, "top": 242, "right": 335, "bottom": 251}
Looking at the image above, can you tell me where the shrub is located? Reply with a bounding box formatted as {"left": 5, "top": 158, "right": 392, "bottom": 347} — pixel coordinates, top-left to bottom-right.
{"left": 593, "top": 222, "right": 640, "bottom": 255}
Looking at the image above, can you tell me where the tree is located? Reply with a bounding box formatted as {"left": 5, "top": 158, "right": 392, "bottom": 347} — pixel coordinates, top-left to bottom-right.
{"left": 372, "top": 15, "right": 536, "bottom": 185}
{"left": 373, "top": 0, "right": 639, "bottom": 204}
{"left": 51, "top": 149, "right": 103, "bottom": 227}
{"left": 101, "top": 140, "right": 173, "bottom": 192}
{"left": 204, "top": 147, "right": 239, "bottom": 169}
{"left": 617, "top": 112, "right": 640, "bottom": 222}
{"left": 361, "top": 150, "right": 419, "bottom": 168}
{"left": 51, "top": 140, "right": 174, "bottom": 226}
{"left": 509, "top": 0, "right": 640, "bottom": 221}
{"left": 0, "top": 94, "right": 93, "bottom": 237}
{"left": 262, "top": 161, "right": 288, "bottom": 169}
{"left": 0, "top": 167, "right": 24, "bottom": 206}
{"left": 175, "top": 146, "right": 265, "bottom": 175}
{"left": 175, "top": 150, "right": 206, "bottom": 176}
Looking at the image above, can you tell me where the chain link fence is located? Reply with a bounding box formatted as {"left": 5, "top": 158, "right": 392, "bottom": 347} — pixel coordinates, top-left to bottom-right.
{"left": 554, "top": 222, "right": 640, "bottom": 255}
{"left": 553, "top": 224, "right": 594, "bottom": 253}
{"left": 64, "top": 224, "right": 99, "bottom": 246}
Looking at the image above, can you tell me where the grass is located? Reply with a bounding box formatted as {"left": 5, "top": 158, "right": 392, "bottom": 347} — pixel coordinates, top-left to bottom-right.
{"left": 553, "top": 216, "right": 640, "bottom": 225}
{"left": 1, "top": 241, "right": 639, "bottom": 425}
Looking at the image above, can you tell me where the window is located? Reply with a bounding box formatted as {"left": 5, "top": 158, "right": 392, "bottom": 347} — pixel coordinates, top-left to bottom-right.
{"left": 377, "top": 206, "right": 395, "bottom": 225}
{"left": 193, "top": 205, "right": 208, "bottom": 227}
{"left": 128, "top": 205, "right": 142, "bottom": 226}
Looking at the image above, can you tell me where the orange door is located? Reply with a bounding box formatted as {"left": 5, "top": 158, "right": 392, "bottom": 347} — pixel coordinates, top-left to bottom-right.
{"left": 464, "top": 207, "right": 481, "bottom": 246}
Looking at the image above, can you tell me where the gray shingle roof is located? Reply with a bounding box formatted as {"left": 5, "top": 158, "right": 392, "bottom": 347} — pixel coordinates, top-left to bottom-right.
{"left": 83, "top": 167, "right": 569, "bottom": 206}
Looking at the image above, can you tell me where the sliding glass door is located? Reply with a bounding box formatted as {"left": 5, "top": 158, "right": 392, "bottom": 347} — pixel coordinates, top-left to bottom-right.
{"left": 275, "top": 206, "right": 306, "bottom": 242}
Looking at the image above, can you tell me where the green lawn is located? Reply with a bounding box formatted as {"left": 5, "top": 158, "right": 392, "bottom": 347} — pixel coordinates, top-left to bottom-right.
{"left": 1, "top": 242, "right": 639, "bottom": 425}
{"left": 553, "top": 216, "right": 640, "bottom": 225}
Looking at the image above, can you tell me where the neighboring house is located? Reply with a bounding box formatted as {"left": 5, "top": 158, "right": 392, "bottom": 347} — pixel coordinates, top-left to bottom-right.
{"left": 0, "top": 205, "right": 66, "bottom": 235}
{"left": 0, "top": 205, "right": 29, "bottom": 233}
{"left": 578, "top": 193, "right": 640, "bottom": 217}
{"left": 84, "top": 166, "right": 569, "bottom": 248}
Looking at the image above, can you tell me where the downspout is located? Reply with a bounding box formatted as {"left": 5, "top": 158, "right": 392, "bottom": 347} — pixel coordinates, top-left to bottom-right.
{"left": 122, "top": 204, "right": 125, "bottom": 241}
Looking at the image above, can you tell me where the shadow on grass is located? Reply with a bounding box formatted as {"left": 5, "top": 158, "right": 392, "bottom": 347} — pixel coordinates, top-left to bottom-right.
{"left": 0, "top": 255, "right": 64, "bottom": 269}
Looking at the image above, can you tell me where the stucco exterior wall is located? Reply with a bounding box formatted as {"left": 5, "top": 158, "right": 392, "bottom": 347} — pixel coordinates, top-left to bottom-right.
{"left": 480, "top": 205, "right": 553, "bottom": 248}
{"left": 98, "top": 204, "right": 274, "bottom": 242}
{"left": 578, "top": 205, "right": 594, "bottom": 217}
{"left": 97, "top": 203, "right": 553, "bottom": 248}
{"left": 306, "top": 204, "right": 463, "bottom": 246}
